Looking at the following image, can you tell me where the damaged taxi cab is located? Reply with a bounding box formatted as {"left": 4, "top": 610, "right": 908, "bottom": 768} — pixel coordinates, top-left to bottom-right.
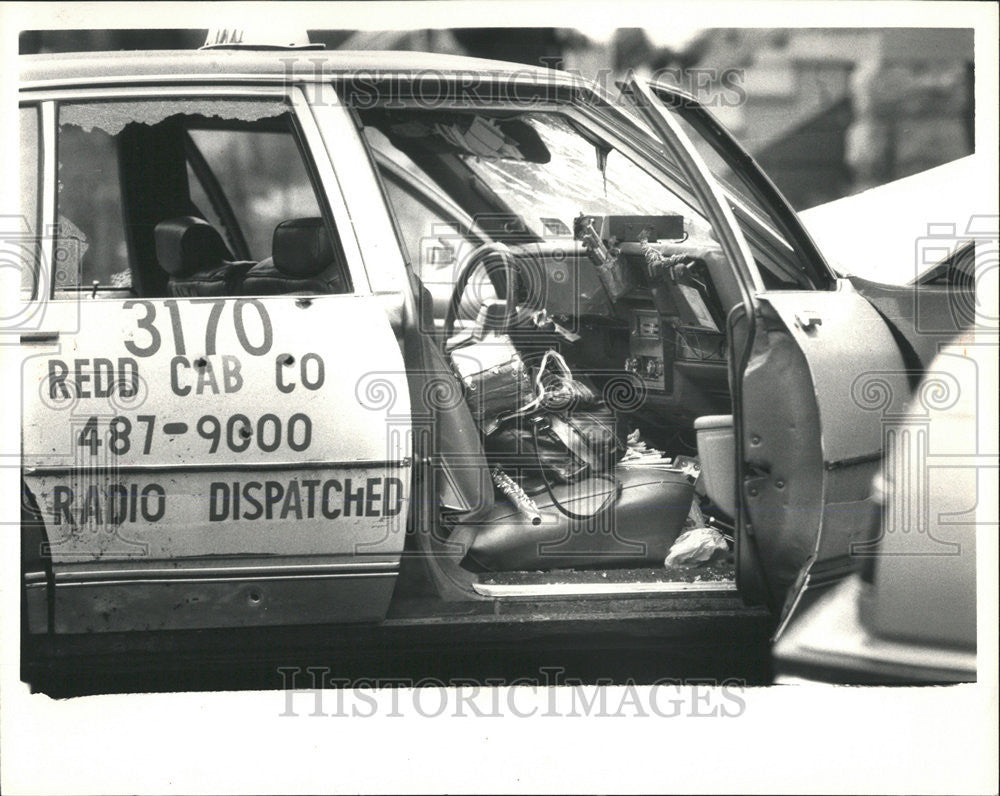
{"left": 15, "top": 33, "right": 973, "bottom": 675}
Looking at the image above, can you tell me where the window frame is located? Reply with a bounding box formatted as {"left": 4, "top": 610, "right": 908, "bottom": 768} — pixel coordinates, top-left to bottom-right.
{"left": 374, "top": 148, "right": 489, "bottom": 270}
{"left": 647, "top": 84, "right": 839, "bottom": 291}
{"left": 183, "top": 129, "right": 252, "bottom": 260}
{"left": 17, "top": 103, "right": 43, "bottom": 301}
{"left": 29, "top": 84, "right": 367, "bottom": 301}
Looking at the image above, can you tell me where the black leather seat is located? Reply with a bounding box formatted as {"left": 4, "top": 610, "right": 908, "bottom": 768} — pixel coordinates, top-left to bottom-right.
{"left": 462, "top": 465, "right": 695, "bottom": 571}
{"left": 154, "top": 216, "right": 252, "bottom": 297}
{"left": 242, "top": 217, "right": 347, "bottom": 295}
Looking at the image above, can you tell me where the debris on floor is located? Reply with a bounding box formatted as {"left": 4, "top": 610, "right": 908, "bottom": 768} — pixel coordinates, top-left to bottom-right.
{"left": 478, "top": 561, "right": 735, "bottom": 587}
{"left": 665, "top": 526, "right": 730, "bottom": 567}
{"left": 620, "top": 432, "right": 704, "bottom": 488}
{"left": 620, "top": 428, "right": 667, "bottom": 463}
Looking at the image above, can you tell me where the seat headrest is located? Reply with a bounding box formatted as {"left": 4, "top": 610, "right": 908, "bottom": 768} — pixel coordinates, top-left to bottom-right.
{"left": 272, "top": 218, "right": 334, "bottom": 278}
{"left": 155, "top": 217, "right": 230, "bottom": 277}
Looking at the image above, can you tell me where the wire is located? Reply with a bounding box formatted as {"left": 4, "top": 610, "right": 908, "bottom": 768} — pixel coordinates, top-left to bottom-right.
{"left": 531, "top": 420, "right": 620, "bottom": 521}
{"left": 675, "top": 327, "right": 727, "bottom": 362}
{"left": 496, "top": 349, "right": 573, "bottom": 423}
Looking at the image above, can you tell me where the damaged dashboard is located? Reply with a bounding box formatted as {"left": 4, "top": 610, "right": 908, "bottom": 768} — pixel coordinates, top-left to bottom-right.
{"left": 446, "top": 213, "right": 733, "bottom": 442}
{"left": 544, "top": 213, "right": 729, "bottom": 396}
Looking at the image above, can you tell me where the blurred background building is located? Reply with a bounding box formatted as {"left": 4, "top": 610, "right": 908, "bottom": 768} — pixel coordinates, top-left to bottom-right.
{"left": 22, "top": 26, "right": 974, "bottom": 210}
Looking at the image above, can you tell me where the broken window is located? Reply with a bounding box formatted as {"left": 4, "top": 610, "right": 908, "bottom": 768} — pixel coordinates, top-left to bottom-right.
{"left": 362, "top": 108, "right": 718, "bottom": 246}
{"left": 462, "top": 113, "right": 717, "bottom": 243}
{"left": 56, "top": 120, "right": 128, "bottom": 289}
{"left": 53, "top": 97, "right": 337, "bottom": 298}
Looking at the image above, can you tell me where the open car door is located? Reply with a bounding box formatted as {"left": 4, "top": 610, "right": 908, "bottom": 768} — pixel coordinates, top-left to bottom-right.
{"left": 623, "top": 79, "right": 915, "bottom": 628}
{"left": 737, "top": 287, "right": 910, "bottom": 629}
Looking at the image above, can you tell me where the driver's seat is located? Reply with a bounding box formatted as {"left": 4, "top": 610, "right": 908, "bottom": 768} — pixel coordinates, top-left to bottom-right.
{"left": 460, "top": 465, "right": 694, "bottom": 571}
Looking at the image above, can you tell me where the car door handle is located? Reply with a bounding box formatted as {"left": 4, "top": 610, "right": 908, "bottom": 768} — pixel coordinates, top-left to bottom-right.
{"left": 20, "top": 331, "right": 60, "bottom": 343}
{"left": 795, "top": 311, "right": 822, "bottom": 330}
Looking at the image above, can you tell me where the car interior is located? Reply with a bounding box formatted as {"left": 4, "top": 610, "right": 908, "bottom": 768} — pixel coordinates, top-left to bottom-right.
{"left": 358, "top": 107, "right": 748, "bottom": 589}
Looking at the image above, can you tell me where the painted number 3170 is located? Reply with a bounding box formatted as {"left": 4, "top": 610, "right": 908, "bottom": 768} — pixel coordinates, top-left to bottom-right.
{"left": 124, "top": 298, "right": 272, "bottom": 358}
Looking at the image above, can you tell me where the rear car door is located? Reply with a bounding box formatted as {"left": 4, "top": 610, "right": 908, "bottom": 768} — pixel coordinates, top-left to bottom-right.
{"left": 624, "top": 80, "right": 915, "bottom": 621}
{"left": 20, "top": 85, "right": 410, "bottom": 633}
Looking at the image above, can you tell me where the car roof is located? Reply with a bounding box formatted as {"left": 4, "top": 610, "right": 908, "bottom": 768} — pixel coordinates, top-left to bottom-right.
{"left": 19, "top": 48, "right": 585, "bottom": 90}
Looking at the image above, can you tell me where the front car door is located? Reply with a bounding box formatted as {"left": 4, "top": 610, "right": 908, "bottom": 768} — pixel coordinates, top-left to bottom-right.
{"left": 19, "top": 83, "right": 410, "bottom": 633}
{"left": 623, "top": 80, "right": 922, "bottom": 623}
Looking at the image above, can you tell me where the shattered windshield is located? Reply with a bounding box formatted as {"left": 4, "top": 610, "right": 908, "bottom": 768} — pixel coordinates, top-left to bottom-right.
{"left": 461, "top": 114, "right": 715, "bottom": 241}
{"left": 361, "top": 108, "right": 718, "bottom": 245}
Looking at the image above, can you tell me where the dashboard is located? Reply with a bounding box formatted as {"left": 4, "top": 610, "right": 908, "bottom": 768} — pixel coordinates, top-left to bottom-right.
{"left": 624, "top": 308, "right": 727, "bottom": 393}
{"left": 455, "top": 214, "right": 734, "bottom": 439}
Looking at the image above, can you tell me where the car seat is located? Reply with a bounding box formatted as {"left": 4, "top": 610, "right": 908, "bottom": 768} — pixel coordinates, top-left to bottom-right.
{"left": 242, "top": 217, "right": 348, "bottom": 295}
{"left": 462, "top": 465, "right": 694, "bottom": 571}
{"left": 154, "top": 216, "right": 253, "bottom": 297}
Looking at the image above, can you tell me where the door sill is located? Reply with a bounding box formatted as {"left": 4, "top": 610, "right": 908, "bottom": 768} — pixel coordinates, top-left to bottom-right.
{"left": 473, "top": 564, "right": 737, "bottom": 598}
{"left": 474, "top": 580, "right": 736, "bottom": 598}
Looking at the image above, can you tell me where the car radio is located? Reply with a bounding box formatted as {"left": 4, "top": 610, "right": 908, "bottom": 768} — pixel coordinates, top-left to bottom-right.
{"left": 625, "top": 308, "right": 668, "bottom": 391}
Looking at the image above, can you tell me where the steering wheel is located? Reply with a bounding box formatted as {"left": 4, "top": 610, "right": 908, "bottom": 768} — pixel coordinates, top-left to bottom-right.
{"left": 444, "top": 242, "right": 520, "bottom": 343}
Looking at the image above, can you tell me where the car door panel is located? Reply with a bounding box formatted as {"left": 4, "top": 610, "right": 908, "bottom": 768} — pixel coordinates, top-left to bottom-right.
{"left": 738, "top": 302, "right": 824, "bottom": 605}
{"left": 22, "top": 295, "right": 411, "bottom": 632}
{"left": 745, "top": 285, "right": 911, "bottom": 623}
{"left": 621, "top": 81, "right": 918, "bottom": 623}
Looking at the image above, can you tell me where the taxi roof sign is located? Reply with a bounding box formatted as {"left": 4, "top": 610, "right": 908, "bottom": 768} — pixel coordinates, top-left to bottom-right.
{"left": 201, "top": 25, "right": 325, "bottom": 50}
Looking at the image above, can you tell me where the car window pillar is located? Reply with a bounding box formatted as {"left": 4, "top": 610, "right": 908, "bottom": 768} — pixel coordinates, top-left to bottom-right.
{"left": 38, "top": 100, "right": 57, "bottom": 300}
{"left": 300, "top": 83, "right": 413, "bottom": 297}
